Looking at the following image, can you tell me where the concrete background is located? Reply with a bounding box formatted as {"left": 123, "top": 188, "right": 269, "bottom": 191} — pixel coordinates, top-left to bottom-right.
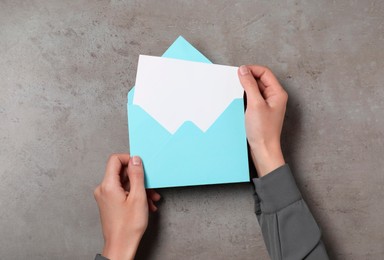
{"left": 1, "top": 0, "right": 383, "bottom": 259}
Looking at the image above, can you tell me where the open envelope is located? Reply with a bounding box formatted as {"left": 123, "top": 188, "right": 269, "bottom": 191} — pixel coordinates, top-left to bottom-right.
{"left": 127, "top": 36, "right": 249, "bottom": 188}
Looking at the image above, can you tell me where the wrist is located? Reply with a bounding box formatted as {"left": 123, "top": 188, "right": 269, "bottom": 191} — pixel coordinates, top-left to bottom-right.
{"left": 250, "top": 142, "right": 285, "bottom": 177}
{"left": 102, "top": 235, "right": 141, "bottom": 260}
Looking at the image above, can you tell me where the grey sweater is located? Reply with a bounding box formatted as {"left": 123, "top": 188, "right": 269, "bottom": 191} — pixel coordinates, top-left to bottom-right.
{"left": 96, "top": 164, "right": 328, "bottom": 260}
{"left": 253, "top": 164, "right": 328, "bottom": 259}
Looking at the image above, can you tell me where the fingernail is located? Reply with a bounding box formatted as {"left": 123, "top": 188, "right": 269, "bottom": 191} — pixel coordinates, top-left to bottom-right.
{"left": 239, "top": 65, "right": 249, "bottom": 76}
{"left": 132, "top": 156, "right": 141, "bottom": 166}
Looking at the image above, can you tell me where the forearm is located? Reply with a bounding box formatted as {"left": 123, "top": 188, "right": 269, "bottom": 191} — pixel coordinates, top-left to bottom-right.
{"left": 253, "top": 164, "right": 329, "bottom": 260}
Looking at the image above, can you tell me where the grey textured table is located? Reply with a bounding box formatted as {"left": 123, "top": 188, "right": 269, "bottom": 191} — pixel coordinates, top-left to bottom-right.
{"left": 1, "top": 1, "right": 383, "bottom": 259}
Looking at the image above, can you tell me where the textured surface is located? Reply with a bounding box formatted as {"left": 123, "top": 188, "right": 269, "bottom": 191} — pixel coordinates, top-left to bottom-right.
{"left": 0, "top": 1, "right": 383, "bottom": 259}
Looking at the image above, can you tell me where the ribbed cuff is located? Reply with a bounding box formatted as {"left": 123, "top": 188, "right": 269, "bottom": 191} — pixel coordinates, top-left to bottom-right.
{"left": 252, "top": 164, "right": 302, "bottom": 214}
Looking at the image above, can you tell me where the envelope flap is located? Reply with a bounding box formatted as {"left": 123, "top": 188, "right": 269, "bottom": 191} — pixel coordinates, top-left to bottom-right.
{"left": 162, "top": 36, "right": 212, "bottom": 64}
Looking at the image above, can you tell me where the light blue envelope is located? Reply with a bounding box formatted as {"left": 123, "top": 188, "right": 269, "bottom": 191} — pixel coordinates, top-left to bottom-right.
{"left": 127, "top": 36, "right": 249, "bottom": 188}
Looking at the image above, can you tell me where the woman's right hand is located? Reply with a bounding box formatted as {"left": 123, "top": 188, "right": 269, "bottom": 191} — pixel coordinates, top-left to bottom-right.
{"left": 237, "top": 65, "right": 288, "bottom": 177}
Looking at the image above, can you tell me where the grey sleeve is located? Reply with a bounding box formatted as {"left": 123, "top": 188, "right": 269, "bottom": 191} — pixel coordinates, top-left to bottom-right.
{"left": 252, "top": 164, "right": 329, "bottom": 260}
{"left": 95, "top": 254, "right": 109, "bottom": 260}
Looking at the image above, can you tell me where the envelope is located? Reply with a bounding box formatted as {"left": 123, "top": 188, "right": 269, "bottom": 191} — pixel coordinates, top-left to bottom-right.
{"left": 127, "top": 36, "right": 249, "bottom": 188}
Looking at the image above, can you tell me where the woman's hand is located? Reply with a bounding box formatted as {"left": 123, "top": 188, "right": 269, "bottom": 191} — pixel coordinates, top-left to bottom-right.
{"left": 238, "top": 65, "right": 288, "bottom": 177}
{"left": 94, "top": 154, "right": 160, "bottom": 260}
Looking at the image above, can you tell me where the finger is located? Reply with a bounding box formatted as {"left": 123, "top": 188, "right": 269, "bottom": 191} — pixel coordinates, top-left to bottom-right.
{"left": 256, "top": 78, "right": 266, "bottom": 93}
{"left": 248, "top": 65, "right": 285, "bottom": 92}
{"left": 148, "top": 199, "right": 158, "bottom": 212}
{"left": 147, "top": 189, "right": 161, "bottom": 202}
{"left": 127, "top": 155, "right": 146, "bottom": 197}
{"left": 238, "top": 65, "right": 264, "bottom": 105}
{"left": 103, "top": 154, "right": 130, "bottom": 186}
{"left": 122, "top": 176, "right": 130, "bottom": 191}
{"left": 121, "top": 167, "right": 130, "bottom": 190}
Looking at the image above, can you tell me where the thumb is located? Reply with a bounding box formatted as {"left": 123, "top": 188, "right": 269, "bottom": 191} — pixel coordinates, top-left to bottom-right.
{"left": 238, "top": 65, "right": 264, "bottom": 105}
{"left": 127, "top": 156, "right": 146, "bottom": 197}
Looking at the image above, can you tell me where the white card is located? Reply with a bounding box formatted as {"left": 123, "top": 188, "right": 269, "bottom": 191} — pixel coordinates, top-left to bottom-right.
{"left": 133, "top": 55, "right": 244, "bottom": 134}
